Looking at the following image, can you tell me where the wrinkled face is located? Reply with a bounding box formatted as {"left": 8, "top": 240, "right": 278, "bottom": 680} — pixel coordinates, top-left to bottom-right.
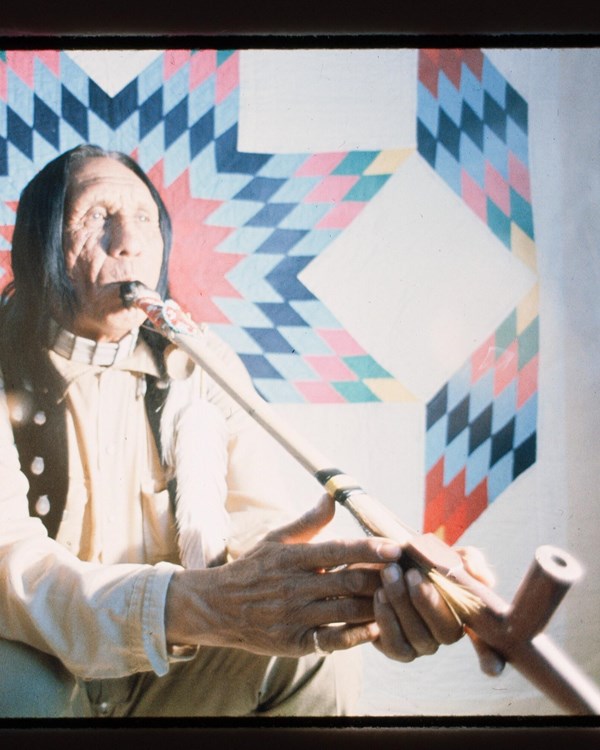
{"left": 61, "top": 157, "right": 164, "bottom": 342}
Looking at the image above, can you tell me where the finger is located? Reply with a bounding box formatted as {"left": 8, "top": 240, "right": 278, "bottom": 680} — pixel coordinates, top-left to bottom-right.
{"left": 268, "top": 565, "right": 380, "bottom": 609}
{"left": 404, "top": 568, "right": 464, "bottom": 645}
{"left": 309, "top": 594, "right": 375, "bottom": 626}
{"left": 372, "top": 587, "right": 416, "bottom": 662}
{"left": 380, "top": 565, "right": 439, "bottom": 656}
{"left": 345, "top": 562, "right": 386, "bottom": 572}
{"left": 310, "top": 622, "right": 380, "bottom": 654}
{"left": 309, "top": 566, "right": 382, "bottom": 600}
{"left": 265, "top": 494, "right": 336, "bottom": 544}
{"left": 292, "top": 536, "right": 402, "bottom": 572}
{"left": 284, "top": 566, "right": 382, "bottom": 611}
{"left": 456, "top": 546, "right": 496, "bottom": 587}
{"left": 465, "top": 626, "right": 505, "bottom": 676}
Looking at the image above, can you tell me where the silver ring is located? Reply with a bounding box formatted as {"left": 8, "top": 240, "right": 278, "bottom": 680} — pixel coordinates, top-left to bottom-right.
{"left": 313, "top": 628, "right": 331, "bottom": 657}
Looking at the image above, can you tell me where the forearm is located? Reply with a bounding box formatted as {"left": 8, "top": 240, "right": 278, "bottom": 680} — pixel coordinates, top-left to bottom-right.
{"left": 0, "top": 532, "right": 179, "bottom": 679}
{"left": 0, "top": 373, "right": 183, "bottom": 679}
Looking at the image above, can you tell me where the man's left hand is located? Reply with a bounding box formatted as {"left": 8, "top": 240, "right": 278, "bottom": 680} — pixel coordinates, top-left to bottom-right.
{"left": 373, "top": 547, "right": 505, "bottom": 676}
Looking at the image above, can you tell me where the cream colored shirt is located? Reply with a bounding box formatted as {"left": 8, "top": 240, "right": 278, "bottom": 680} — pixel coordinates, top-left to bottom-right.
{"left": 49, "top": 343, "right": 179, "bottom": 567}
{"left": 0, "top": 331, "right": 298, "bottom": 680}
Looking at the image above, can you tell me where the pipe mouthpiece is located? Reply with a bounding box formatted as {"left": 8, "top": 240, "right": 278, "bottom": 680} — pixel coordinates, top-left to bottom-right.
{"left": 119, "top": 281, "right": 147, "bottom": 308}
{"left": 535, "top": 545, "right": 584, "bottom": 585}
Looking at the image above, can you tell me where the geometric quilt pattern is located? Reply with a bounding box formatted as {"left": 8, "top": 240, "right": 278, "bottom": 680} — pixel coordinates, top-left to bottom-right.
{"left": 417, "top": 49, "right": 539, "bottom": 543}
{"left": 0, "top": 47, "right": 539, "bottom": 542}
{"left": 0, "top": 48, "right": 403, "bottom": 405}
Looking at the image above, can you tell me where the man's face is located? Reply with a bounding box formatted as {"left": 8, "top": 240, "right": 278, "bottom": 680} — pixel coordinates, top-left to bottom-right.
{"left": 62, "top": 156, "right": 165, "bottom": 342}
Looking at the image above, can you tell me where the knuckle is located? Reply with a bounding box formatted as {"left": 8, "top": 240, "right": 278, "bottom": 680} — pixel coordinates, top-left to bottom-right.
{"left": 338, "top": 597, "right": 372, "bottom": 621}
{"left": 366, "top": 537, "right": 388, "bottom": 556}
{"left": 439, "top": 624, "right": 463, "bottom": 645}
{"left": 439, "top": 633, "right": 458, "bottom": 646}
{"left": 343, "top": 569, "right": 371, "bottom": 594}
{"left": 389, "top": 643, "right": 417, "bottom": 662}
{"left": 291, "top": 543, "right": 314, "bottom": 569}
{"left": 325, "top": 538, "right": 350, "bottom": 558}
{"left": 415, "top": 639, "right": 439, "bottom": 656}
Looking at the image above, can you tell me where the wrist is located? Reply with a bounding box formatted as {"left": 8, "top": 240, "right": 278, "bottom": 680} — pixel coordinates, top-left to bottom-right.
{"left": 164, "top": 567, "right": 222, "bottom": 647}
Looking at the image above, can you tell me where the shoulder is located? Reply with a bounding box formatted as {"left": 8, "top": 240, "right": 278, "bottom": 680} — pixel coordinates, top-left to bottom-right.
{"left": 161, "top": 326, "right": 256, "bottom": 417}
{"left": 199, "top": 326, "right": 254, "bottom": 388}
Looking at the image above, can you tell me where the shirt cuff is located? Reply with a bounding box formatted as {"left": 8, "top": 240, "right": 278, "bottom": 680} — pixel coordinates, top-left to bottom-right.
{"left": 137, "top": 561, "right": 184, "bottom": 676}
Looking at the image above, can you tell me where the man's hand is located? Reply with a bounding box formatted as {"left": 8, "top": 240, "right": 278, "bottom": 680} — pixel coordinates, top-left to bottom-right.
{"left": 166, "top": 494, "right": 505, "bottom": 674}
{"left": 165, "top": 495, "right": 401, "bottom": 657}
{"left": 372, "top": 546, "right": 505, "bottom": 676}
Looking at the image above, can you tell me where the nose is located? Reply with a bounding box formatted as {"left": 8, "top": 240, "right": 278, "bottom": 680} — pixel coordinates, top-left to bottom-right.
{"left": 106, "top": 216, "right": 143, "bottom": 258}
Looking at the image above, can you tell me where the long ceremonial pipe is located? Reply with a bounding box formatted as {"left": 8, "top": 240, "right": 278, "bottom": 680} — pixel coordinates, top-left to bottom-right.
{"left": 121, "top": 281, "right": 600, "bottom": 715}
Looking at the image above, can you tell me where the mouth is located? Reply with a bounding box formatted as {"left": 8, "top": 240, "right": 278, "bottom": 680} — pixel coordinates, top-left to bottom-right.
{"left": 120, "top": 280, "right": 146, "bottom": 308}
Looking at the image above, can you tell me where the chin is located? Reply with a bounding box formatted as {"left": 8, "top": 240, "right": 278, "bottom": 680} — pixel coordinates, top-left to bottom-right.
{"left": 101, "top": 307, "right": 147, "bottom": 342}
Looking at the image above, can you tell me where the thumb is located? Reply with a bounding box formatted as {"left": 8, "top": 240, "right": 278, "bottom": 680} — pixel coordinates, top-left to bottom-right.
{"left": 265, "top": 494, "right": 336, "bottom": 544}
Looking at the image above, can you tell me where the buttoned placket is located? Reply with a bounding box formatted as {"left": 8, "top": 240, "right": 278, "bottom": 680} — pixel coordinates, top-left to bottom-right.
{"left": 94, "top": 366, "right": 152, "bottom": 565}
{"left": 96, "top": 367, "right": 126, "bottom": 563}
{"left": 48, "top": 338, "right": 168, "bottom": 567}
{"left": 97, "top": 370, "right": 111, "bottom": 551}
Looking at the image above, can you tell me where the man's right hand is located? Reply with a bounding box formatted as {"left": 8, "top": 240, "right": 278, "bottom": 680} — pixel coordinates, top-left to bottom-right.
{"left": 165, "top": 495, "right": 401, "bottom": 657}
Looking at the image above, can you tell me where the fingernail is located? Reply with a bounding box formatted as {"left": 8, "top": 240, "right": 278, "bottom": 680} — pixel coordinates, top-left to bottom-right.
{"left": 377, "top": 542, "right": 401, "bottom": 560}
{"left": 405, "top": 568, "right": 423, "bottom": 587}
{"left": 382, "top": 564, "right": 401, "bottom": 584}
{"left": 376, "top": 588, "right": 388, "bottom": 604}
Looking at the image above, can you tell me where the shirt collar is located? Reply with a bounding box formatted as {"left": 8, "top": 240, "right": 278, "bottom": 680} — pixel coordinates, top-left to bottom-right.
{"left": 48, "top": 319, "right": 140, "bottom": 367}
{"left": 47, "top": 321, "right": 163, "bottom": 396}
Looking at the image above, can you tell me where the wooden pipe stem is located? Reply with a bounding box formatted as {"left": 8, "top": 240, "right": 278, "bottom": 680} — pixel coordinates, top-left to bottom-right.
{"left": 507, "top": 545, "right": 584, "bottom": 642}
{"left": 124, "top": 284, "right": 600, "bottom": 715}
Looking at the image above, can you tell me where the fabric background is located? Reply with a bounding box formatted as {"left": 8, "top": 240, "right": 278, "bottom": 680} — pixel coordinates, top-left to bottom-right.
{"left": 0, "top": 46, "right": 598, "bottom": 715}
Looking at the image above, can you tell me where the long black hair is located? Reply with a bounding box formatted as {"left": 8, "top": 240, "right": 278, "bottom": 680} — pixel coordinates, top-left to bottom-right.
{"left": 0, "top": 144, "right": 172, "bottom": 371}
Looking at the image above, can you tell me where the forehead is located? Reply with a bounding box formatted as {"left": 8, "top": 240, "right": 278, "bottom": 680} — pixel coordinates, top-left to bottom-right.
{"left": 66, "top": 157, "right": 157, "bottom": 204}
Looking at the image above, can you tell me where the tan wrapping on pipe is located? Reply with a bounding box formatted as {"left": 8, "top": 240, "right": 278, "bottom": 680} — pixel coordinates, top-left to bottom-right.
{"left": 122, "top": 283, "right": 600, "bottom": 715}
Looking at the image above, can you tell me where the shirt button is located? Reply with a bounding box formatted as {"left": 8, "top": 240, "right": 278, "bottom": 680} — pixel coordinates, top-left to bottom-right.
{"left": 35, "top": 495, "right": 51, "bottom": 516}
{"left": 31, "top": 456, "right": 45, "bottom": 475}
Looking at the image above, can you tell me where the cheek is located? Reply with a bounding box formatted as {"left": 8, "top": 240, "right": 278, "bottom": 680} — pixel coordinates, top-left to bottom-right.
{"left": 143, "top": 234, "right": 165, "bottom": 283}
{"left": 63, "top": 243, "right": 81, "bottom": 275}
{"left": 148, "top": 233, "right": 164, "bottom": 261}
{"left": 63, "top": 228, "right": 101, "bottom": 272}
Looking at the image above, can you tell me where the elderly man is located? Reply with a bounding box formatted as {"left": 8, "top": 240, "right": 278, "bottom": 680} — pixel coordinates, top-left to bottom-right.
{"left": 0, "top": 145, "right": 500, "bottom": 718}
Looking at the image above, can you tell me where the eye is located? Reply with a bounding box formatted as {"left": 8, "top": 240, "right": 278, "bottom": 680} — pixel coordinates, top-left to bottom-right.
{"left": 137, "top": 210, "right": 158, "bottom": 224}
{"left": 87, "top": 208, "right": 107, "bottom": 223}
